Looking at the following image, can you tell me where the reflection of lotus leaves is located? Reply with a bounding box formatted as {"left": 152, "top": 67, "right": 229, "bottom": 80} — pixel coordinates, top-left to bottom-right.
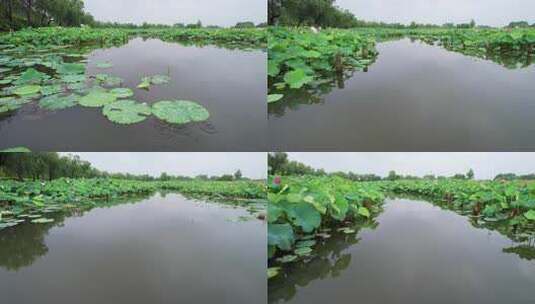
{"left": 152, "top": 100, "right": 210, "bottom": 124}
{"left": 102, "top": 100, "right": 151, "bottom": 124}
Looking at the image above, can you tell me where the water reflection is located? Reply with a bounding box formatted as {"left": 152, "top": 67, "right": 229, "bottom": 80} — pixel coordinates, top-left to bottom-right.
{"left": 269, "top": 198, "right": 535, "bottom": 304}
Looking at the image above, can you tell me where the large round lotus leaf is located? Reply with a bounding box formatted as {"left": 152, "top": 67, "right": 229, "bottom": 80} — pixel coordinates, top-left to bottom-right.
{"left": 57, "top": 63, "right": 85, "bottom": 75}
{"left": 0, "top": 96, "right": 33, "bottom": 112}
{"left": 110, "top": 88, "right": 134, "bottom": 98}
{"left": 39, "top": 94, "right": 79, "bottom": 110}
{"left": 79, "top": 91, "right": 117, "bottom": 107}
{"left": 102, "top": 100, "right": 151, "bottom": 125}
{"left": 13, "top": 85, "right": 41, "bottom": 96}
{"left": 61, "top": 74, "right": 86, "bottom": 84}
{"left": 152, "top": 100, "right": 210, "bottom": 124}
{"left": 41, "top": 84, "right": 63, "bottom": 96}
{"left": 150, "top": 75, "right": 171, "bottom": 85}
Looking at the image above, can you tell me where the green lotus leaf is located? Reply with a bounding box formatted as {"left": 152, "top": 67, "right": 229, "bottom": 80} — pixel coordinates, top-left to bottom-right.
{"left": 96, "top": 62, "right": 113, "bottom": 69}
{"left": 0, "top": 147, "right": 31, "bottom": 152}
{"left": 39, "top": 94, "right": 79, "bottom": 110}
{"left": 79, "top": 91, "right": 117, "bottom": 107}
{"left": 102, "top": 100, "right": 151, "bottom": 124}
{"left": 276, "top": 255, "right": 297, "bottom": 263}
{"left": 267, "top": 61, "right": 280, "bottom": 77}
{"left": 267, "top": 94, "right": 284, "bottom": 104}
{"left": 61, "top": 74, "right": 86, "bottom": 84}
{"left": 56, "top": 63, "right": 85, "bottom": 75}
{"left": 110, "top": 88, "right": 134, "bottom": 98}
{"left": 294, "top": 246, "right": 312, "bottom": 256}
{"left": 14, "top": 68, "right": 49, "bottom": 85}
{"left": 103, "top": 76, "right": 123, "bottom": 87}
{"left": 31, "top": 218, "right": 54, "bottom": 224}
{"left": 0, "top": 78, "right": 13, "bottom": 85}
{"left": 41, "top": 84, "right": 63, "bottom": 96}
{"left": 137, "top": 77, "right": 151, "bottom": 89}
{"left": 358, "top": 207, "right": 370, "bottom": 218}
{"left": 150, "top": 75, "right": 171, "bottom": 85}
{"left": 268, "top": 267, "right": 281, "bottom": 279}
{"left": 152, "top": 100, "right": 210, "bottom": 124}
{"left": 95, "top": 73, "right": 110, "bottom": 82}
{"left": 286, "top": 202, "right": 321, "bottom": 233}
{"left": 0, "top": 96, "right": 32, "bottom": 112}
{"left": 283, "top": 69, "right": 313, "bottom": 89}
{"left": 524, "top": 210, "right": 535, "bottom": 220}
{"left": 13, "top": 85, "right": 41, "bottom": 96}
{"left": 268, "top": 223, "right": 295, "bottom": 251}
{"left": 0, "top": 67, "right": 12, "bottom": 73}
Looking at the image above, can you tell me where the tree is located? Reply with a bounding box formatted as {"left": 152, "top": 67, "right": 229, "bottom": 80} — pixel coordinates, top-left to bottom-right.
{"left": 466, "top": 169, "right": 475, "bottom": 180}
{"left": 469, "top": 19, "right": 476, "bottom": 28}
{"left": 234, "top": 170, "right": 242, "bottom": 180}
{"left": 387, "top": 170, "right": 399, "bottom": 181}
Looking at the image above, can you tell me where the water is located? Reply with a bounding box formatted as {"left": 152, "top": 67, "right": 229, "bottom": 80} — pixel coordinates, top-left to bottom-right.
{"left": 269, "top": 39, "right": 535, "bottom": 151}
{"left": 0, "top": 38, "right": 267, "bottom": 151}
{"left": 0, "top": 193, "right": 266, "bottom": 304}
{"left": 269, "top": 198, "right": 535, "bottom": 304}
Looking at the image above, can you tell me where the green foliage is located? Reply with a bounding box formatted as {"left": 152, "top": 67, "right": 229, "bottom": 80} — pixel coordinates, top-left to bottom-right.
{"left": 102, "top": 100, "right": 151, "bottom": 125}
{"left": 39, "top": 94, "right": 79, "bottom": 110}
{"left": 109, "top": 88, "right": 134, "bottom": 99}
{"left": 78, "top": 91, "right": 117, "bottom": 107}
{"left": 152, "top": 100, "right": 210, "bottom": 124}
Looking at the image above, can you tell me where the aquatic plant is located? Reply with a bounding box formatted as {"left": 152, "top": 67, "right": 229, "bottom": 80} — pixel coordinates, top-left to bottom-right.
{"left": 102, "top": 100, "right": 151, "bottom": 124}
{"left": 152, "top": 100, "right": 210, "bottom": 124}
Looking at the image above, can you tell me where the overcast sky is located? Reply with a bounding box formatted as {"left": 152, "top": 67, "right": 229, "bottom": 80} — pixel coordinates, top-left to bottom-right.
{"left": 286, "top": 153, "right": 535, "bottom": 180}
{"left": 60, "top": 153, "right": 266, "bottom": 179}
{"left": 336, "top": 0, "right": 535, "bottom": 27}
{"left": 83, "top": 0, "right": 266, "bottom": 26}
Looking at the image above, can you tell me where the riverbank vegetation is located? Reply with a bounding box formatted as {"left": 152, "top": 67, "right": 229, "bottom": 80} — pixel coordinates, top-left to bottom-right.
{"left": 0, "top": 153, "right": 266, "bottom": 231}
{"left": 267, "top": 154, "right": 535, "bottom": 278}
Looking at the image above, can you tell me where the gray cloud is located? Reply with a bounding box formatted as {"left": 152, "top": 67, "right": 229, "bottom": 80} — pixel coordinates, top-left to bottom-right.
{"left": 287, "top": 153, "right": 535, "bottom": 180}
{"left": 83, "top": 0, "right": 266, "bottom": 26}
{"left": 336, "top": 0, "right": 535, "bottom": 26}
{"left": 61, "top": 153, "right": 266, "bottom": 179}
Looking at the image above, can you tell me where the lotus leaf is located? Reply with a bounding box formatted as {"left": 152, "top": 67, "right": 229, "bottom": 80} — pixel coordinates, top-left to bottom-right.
{"left": 102, "top": 100, "right": 151, "bottom": 124}
{"left": 150, "top": 75, "right": 171, "bottom": 85}
{"left": 524, "top": 210, "right": 535, "bottom": 220}
{"left": 61, "top": 74, "right": 86, "bottom": 83}
{"left": 267, "top": 94, "right": 284, "bottom": 104}
{"left": 137, "top": 77, "right": 151, "bottom": 89}
{"left": 110, "top": 88, "right": 134, "bottom": 98}
{"left": 0, "top": 147, "right": 31, "bottom": 152}
{"left": 39, "top": 94, "right": 79, "bottom": 110}
{"left": 283, "top": 69, "right": 313, "bottom": 89}
{"left": 31, "top": 218, "right": 54, "bottom": 224}
{"left": 103, "top": 76, "right": 123, "bottom": 87}
{"left": 13, "top": 85, "right": 41, "bottom": 96}
{"left": 14, "top": 68, "right": 49, "bottom": 85}
{"left": 41, "top": 84, "right": 63, "bottom": 96}
{"left": 57, "top": 63, "right": 85, "bottom": 75}
{"left": 79, "top": 91, "right": 117, "bottom": 107}
{"left": 152, "top": 100, "right": 209, "bottom": 124}
{"left": 268, "top": 223, "right": 295, "bottom": 251}
{"left": 96, "top": 62, "right": 113, "bottom": 69}
{"left": 268, "top": 267, "right": 281, "bottom": 279}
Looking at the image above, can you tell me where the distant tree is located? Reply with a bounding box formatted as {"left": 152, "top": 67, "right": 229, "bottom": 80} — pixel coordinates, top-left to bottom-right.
{"left": 453, "top": 173, "right": 466, "bottom": 180}
{"left": 387, "top": 170, "right": 399, "bottom": 181}
{"left": 466, "top": 169, "right": 475, "bottom": 180}
{"left": 218, "top": 174, "right": 234, "bottom": 181}
{"left": 469, "top": 19, "right": 476, "bottom": 28}
{"left": 234, "top": 170, "right": 243, "bottom": 180}
{"left": 160, "top": 172, "right": 170, "bottom": 181}
{"left": 508, "top": 21, "right": 530, "bottom": 28}
{"left": 234, "top": 21, "right": 255, "bottom": 28}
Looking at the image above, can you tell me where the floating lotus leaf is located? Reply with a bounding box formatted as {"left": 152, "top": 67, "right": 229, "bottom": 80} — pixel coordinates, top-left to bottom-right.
{"left": 102, "top": 100, "right": 151, "bottom": 124}
{"left": 0, "top": 67, "right": 12, "bottom": 73}
{"left": 61, "top": 74, "right": 86, "bottom": 83}
{"left": 14, "top": 68, "right": 49, "bottom": 85}
{"left": 41, "top": 84, "right": 63, "bottom": 96}
{"left": 137, "top": 77, "right": 151, "bottom": 89}
{"left": 79, "top": 91, "right": 117, "bottom": 107}
{"left": 268, "top": 267, "right": 281, "bottom": 279}
{"left": 294, "top": 246, "right": 312, "bottom": 256}
{"left": 150, "top": 75, "right": 171, "bottom": 85}
{"left": 0, "top": 147, "right": 31, "bottom": 152}
{"left": 31, "top": 218, "right": 54, "bottom": 224}
{"left": 525, "top": 210, "right": 535, "bottom": 220}
{"left": 56, "top": 63, "right": 85, "bottom": 75}
{"left": 103, "top": 76, "right": 123, "bottom": 87}
{"left": 0, "top": 96, "right": 33, "bottom": 112}
{"left": 152, "top": 100, "right": 209, "bottom": 124}
{"left": 276, "top": 255, "right": 297, "bottom": 263}
{"left": 110, "top": 88, "right": 134, "bottom": 98}
{"left": 0, "top": 78, "right": 14, "bottom": 85}
{"left": 13, "top": 85, "right": 41, "bottom": 96}
{"left": 268, "top": 223, "right": 295, "bottom": 251}
{"left": 39, "top": 94, "right": 79, "bottom": 110}
{"left": 267, "top": 94, "right": 284, "bottom": 104}
{"left": 96, "top": 62, "right": 113, "bottom": 69}
{"left": 95, "top": 74, "right": 109, "bottom": 81}
{"left": 67, "top": 82, "right": 86, "bottom": 92}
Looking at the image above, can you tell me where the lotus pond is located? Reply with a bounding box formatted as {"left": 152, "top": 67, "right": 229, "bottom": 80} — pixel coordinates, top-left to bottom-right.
{"left": 0, "top": 191, "right": 266, "bottom": 304}
{"left": 268, "top": 176, "right": 535, "bottom": 303}
{"left": 268, "top": 27, "right": 535, "bottom": 151}
{"left": 0, "top": 27, "right": 267, "bottom": 151}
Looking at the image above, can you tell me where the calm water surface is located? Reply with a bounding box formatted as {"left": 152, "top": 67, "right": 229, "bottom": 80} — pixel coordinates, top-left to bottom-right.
{"left": 0, "top": 193, "right": 266, "bottom": 304}
{"left": 269, "top": 198, "right": 535, "bottom": 304}
{"left": 0, "top": 38, "right": 266, "bottom": 151}
{"left": 269, "top": 39, "right": 535, "bottom": 151}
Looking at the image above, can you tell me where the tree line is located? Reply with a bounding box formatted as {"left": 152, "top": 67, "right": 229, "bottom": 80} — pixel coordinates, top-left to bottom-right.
{"left": 268, "top": 0, "right": 535, "bottom": 29}
{"left": 0, "top": 153, "right": 248, "bottom": 182}
{"left": 269, "top": 153, "right": 480, "bottom": 181}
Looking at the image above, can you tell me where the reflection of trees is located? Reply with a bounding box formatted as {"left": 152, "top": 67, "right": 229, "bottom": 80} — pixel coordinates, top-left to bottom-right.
{"left": 268, "top": 220, "right": 379, "bottom": 304}
{"left": 0, "top": 194, "right": 151, "bottom": 271}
